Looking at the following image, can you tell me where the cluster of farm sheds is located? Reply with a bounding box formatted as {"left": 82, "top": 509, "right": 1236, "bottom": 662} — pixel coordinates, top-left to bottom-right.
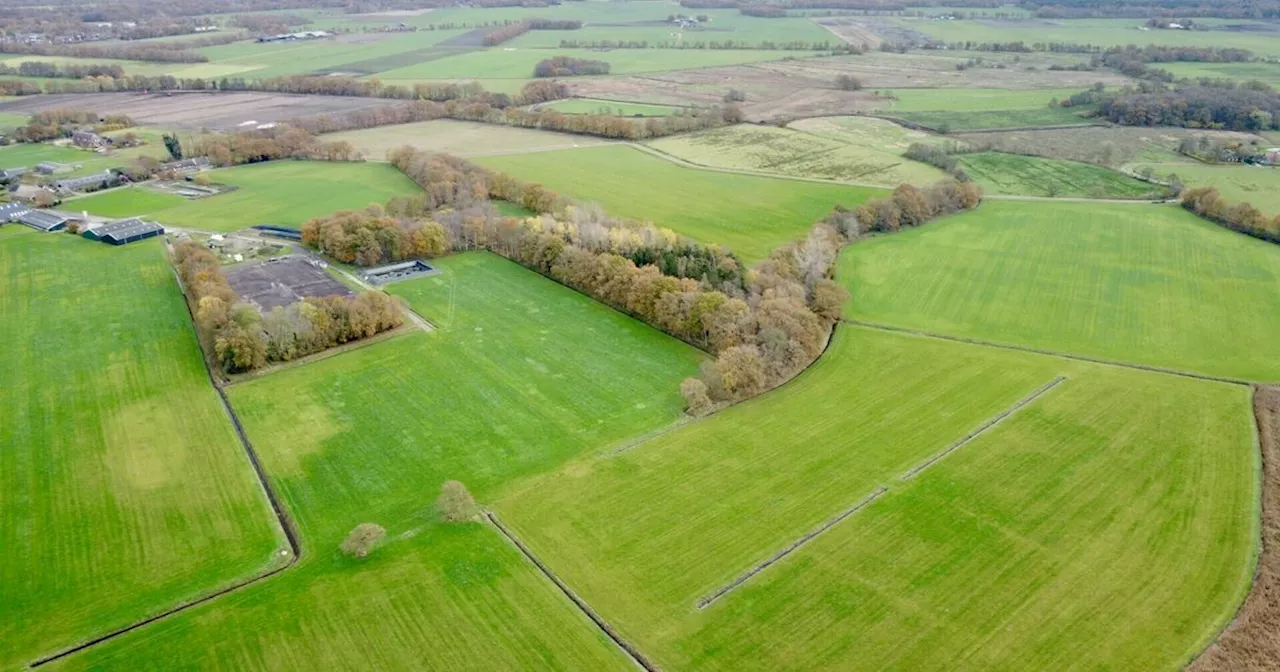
{"left": 0, "top": 202, "right": 162, "bottom": 245}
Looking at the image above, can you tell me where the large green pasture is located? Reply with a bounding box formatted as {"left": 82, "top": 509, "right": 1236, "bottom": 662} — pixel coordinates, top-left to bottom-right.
{"left": 1132, "top": 161, "right": 1280, "bottom": 215}
{"left": 72, "top": 161, "right": 421, "bottom": 232}
{"left": 0, "top": 130, "right": 170, "bottom": 177}
{"left": 0, "top": 228, "right": 285, "bottom": 669}
{"left": 322, "top": 119, "right": 612, "bottom": 160}
{"left": 879, "top": 87, "right": 1097, "bottom": 131}
{"left": 48, "top": 252, "right": 702, "bottom": 670}
{"left": 496, "top": 325, "right": 1257, "bottom": 670}
{"left": 540, "top": 98, "right": 681, "bottom": 117}
{"left": 898, "top": 17, "right": 1280, "bottom": 56}
{"left": 957, "top": 151, "right": 1159, "bottom": 198}
{"left": 647, "top": 120, "right": 947, "bottom": 186}
{"left": 840, "top": 200, "right": 1280, "bottom": 381}
{"left": 374, "top": 47, "right": 802, "bottom": 82}
{"left": 1160, "top": 60, "right": 1280, "bottom": 86}
{"left": 477, "top": 145, "right": 881, "bottom": 263}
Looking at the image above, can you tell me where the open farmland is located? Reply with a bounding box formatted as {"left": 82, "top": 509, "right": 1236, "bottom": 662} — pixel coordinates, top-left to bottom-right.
{"left": 322, "top": 119, "right": 612, "bottom": 160}
{"left": 1159, "top": 60, "right": 1280, "bottom": 87}
{"left": 1131, "top": 162, "right": 1280, "bottom": 215}
{"left": 45, "top": 252, "right": 702, "bottom": 670}
{"left": 73, "top": 161, "right": 421, "bottom": 232}
{"left": 0, "top": 228, "right": 285, "bottom": 669}
{"left": 477, "top": 145, "right": 880, "bottom": 263}
{"left": 495, "top": 325, "right": 1257, "bottom": 670}
{"left": 956, "top": 151, "right": 1160, "bottom": 198}
{"left": 539, "top": 98, "right": 681, "bottom": 117}
{"left": 952, "top": 126, "right": 1267, "bottom": 166}
{"left": 840, "top": 201, "right": 1280, "bottom": 381}
{"left": 646, "top": 119, "right": 947, "bottom": 185}
{"left": 0, "top": 129, "right": 169, "bottom": 178}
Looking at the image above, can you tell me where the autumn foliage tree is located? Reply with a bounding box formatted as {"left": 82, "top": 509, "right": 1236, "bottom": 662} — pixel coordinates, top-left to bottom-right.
{"left": 340, "top": 523, "right": 386, "bottom": 559}
{"left": 437, "top": 481, "right": 479, "bottom": 523}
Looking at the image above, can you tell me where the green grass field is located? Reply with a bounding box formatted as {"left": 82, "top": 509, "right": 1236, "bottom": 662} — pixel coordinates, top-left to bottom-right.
{"left": 322, "top": 119, "right": 611, "bottom": 160}
{"left": 0, "top": 132, "right": 170, "bottom": 178}
{"left": 840, "top": 200, "right": 1280, "bottom": 381}
{"left": 0, "top": 228, "right": 285, "bottom": 669}
{"left": 540, "top": 98, "right": 681, "bottom": 117}
{"left": 877, "top": 88, "right": 1097, "bottom": 131}
{"left": 495, "top": 325, "right": 1257, "bottom": 670}
{"left": 72, "top": 161, "right": 421, "bottom": 232}
{"left": 890, "top": 106, "right": 1094, "bottom": 132}
{"left": 477, "top": 145, "right": 881, "bottom": 263}
{"left": 48, "top": 252, "right": 702, "bottom": 670}
{"left": 1132, "top": 162, "right": 1280, "bottom": 215}
{"left": 646, "top": 121, "right": 947, "bottom": 186}
{"left": 374, "top": 47, "right": 804, "bottom": 82}
{"left": 957, "top": 151, "right": 1160, "bottom": 198}
{"left": 1160, "top": 60, "right": 1280, "bottom": 86}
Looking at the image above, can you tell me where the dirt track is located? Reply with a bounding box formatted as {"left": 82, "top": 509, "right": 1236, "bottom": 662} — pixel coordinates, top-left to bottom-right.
{"left": 0, "top": 92, "right": 402, "bottom": 131}
{"left": 1188, "top": 386, "right": 1280, "bottom": 672}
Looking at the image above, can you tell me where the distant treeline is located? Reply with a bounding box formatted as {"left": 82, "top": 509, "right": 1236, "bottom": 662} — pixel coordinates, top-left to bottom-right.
{"left": 482, "top": 17, "right": 582, "bottom": 46}
{"left": 0, "top": 33, "right": 240, "bottom": 63}
{"left": 533, "top": 56, "right": 610, "bottom": 78}
{"left": 188, "top": 126, "right": 361, "bottom": 166}
{"left": 173, "top": 242, "right": 403, "bottom": 373}
{"left": 8, "top": 108, "right": 134, "bottom": 142}
{"left": 1181, "top": 187, "right": 1280, "bottom": 245}
{"left": 1095, "top": 45, "right": 1254, "bottom": 80}
{"left": 1030, "top": 1, "right": 1280, "bottom": 20}
{"left": 1093, "top": 81, "right": 1280, "bottom": 131}
{"left": 0, "top": 61, "right": 126, "bottom": 79}
{"left": 556, "top": 39, "right": 855, "bottom": 51}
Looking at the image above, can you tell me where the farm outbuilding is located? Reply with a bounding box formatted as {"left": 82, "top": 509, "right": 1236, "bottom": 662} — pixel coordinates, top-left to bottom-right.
{"left": 0, "top": 202, "right": 30, "bottom": 223}
{"left": 17, "top": 209, "right": 77, "bottom": 232}
{"left": 251, "top": 224, "right": 302, "bottom": 241}
{"left": 53, "top": 171, "right": 116, "bottom": 194}
{"left": 84, "top": 217, "right": 164, "bottom": 245}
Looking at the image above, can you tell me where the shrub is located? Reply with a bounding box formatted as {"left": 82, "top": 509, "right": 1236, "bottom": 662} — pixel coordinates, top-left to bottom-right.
{"left": 437, "top": 481, "right": 479, "bottom": 523}
{"left": 340, "top": 523, "right": 386, "bottom": 558}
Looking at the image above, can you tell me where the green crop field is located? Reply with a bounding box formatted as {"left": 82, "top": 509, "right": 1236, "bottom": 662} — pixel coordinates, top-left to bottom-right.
{"left": 840, "top": 200, "right": 1280, "bottom": 381}
{"left": 1160, "top": 60, "right": 1280, "bottom": 86}
{"left": 889, "top": 106, "right": 1094, "bottom": 132}
{"left": 477, "top": 145, "right": 881, "bottom": 263}
{"left": 957, "top": 151, "right": 1160, "bottom": 198}
{"left": 1131, "top": 162, "right": 1280, "bottom": 215}
{"left": 66, "top": 186, "right": 189, "bottom": 218}
{"left": 885, "top": 88, "right": 1088, "bottom": 113}
{"left": 73, "top": 161, "right": 421, "bottom": 232}
{"left": 322, "top": 119, "right": 612, "bottom": 160}
{"left": 646, "top": 120, "right": 947, "bottom": 185}
{"left": 897, "top": 17, "right": 1280, "bottom": 56}
{"left": 495, "top": 325, "right": 1257, "bottom": 670}
{"left": 47, "top": 252, "right": 702, "bottom": 670}
{"left": 539, "top": 98, "right": 681, "bottom": 117}
{"left": 374, "top": 47, "right": 803, "bottom": 82}
{"left": 0, "top": 228, "right": 285, "bottom": 669}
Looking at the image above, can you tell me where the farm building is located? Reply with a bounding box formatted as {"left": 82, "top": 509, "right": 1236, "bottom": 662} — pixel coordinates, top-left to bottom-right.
{"left": 53, "top": 171, "right": 116, "bottom": 194}
{"left": 162, "top": 157, "right": 212, "bottom": 174}
{"left": 83, "top": 217, "right": 164, "bottom": 245}
{"left": 17, "top": 209, "right": 78, "bottom": 232}
{"left": 71, "top": 130, "right": 107, "bottom": 149}
{"left": 251, "top": 224, "right": 302, "bottom": 241}
{"left": 0, "top": 202, "right": 30, "bottom": 222}
{"left": 35, "top": 161, "right": 69, "bottom": 175}
{"left": 362, "top": 260, "right": 437, "bottom": 285}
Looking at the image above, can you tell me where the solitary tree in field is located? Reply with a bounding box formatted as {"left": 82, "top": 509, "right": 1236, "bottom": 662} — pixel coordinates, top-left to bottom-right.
{"left": 162, "top": 132, "right": 183, "bottom": 160}
{"left": 681, "top": 378, "right": 713, "bottom": 416}
{"left": 437, "top": 481, "right": 479, "bottom": 523}
{"left": 340, "top": 523, "right": 386, "bottom": 558}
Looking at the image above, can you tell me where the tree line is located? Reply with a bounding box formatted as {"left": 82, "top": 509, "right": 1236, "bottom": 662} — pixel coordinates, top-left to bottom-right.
{"left": 8, "top": 109, "right": 134, "bottom": 143}
{"left": 0, "top": 61, "right": 126, "bottom": 79}
{"left": 1094, "top": 81, "right": 1279, "bottom": 131}
{"left": 555, "top": 39, "right": 854, "bottom": 52}
{"left": 0, "top": 33, "right": 240, "bottom": 63}
{"left": 187, "top": 126, "right": 361, "bottom": 166}
{"left": 482, "top": 18, "right": 583, "bottom": 46}
{"left": 1181, "top": 187, "right": 1280, "bottom": 245}
{"left": 534, "top": 56, "right": 610, "bottom": 78}
{"left": 173, "top": 242, "right": 403, "bottom": 373}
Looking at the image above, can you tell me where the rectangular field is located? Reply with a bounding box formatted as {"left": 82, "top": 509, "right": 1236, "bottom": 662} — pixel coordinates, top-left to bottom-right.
{"left": 0, "top": 228, "right": 285, "bottom": 669}
{"left": 46, "top": 252, "right": 703, "bottom": 670}
{"left": 956, "top": 151, "right": 1160, "bottom": 198}
{"left": 1132, "top": 162, "right": 1280, "bottom": 215}
{"left": 476, "top": 145, "right": 881, "bottom": 263}
{"left": 839, "top": 200, "right": 1280, "bottom": 381}
{"left": 646, "top": 120, "right": 948, "bottom": 186}
{"left": 73, "top": 161, "right": 422, "bottom": 232}
{"left": 494, "top": 325, "right": 1257, "bottom": 670}
{"left": 322, "top": 119, "right": 612, "bottom": 160}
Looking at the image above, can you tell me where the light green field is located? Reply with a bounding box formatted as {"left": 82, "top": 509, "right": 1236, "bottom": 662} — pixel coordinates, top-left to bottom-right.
{"left": 841, "top": 200, "right": 1280, "bottom": 381}
{"left": 0, "top": 228, "right": 285, "bottom": 669}
{"left": 1132, "top": 161, "right": 1280, "bottom": 215}
{"left": 375, "top": 47, "right": 805, "bottom": 82}
{"left": 1160, "top": 60, "right": 1280, "bottom": 86}
{"left": 646, "top": 120, "right": 947, "bottom": 185}
{"left": 72, "top": 161, "right": 421, "bottom": 232}
{"left": 65, "top": 187, "right": 188, "bottom": 218}
{"left": 47, "top": 252, "right": 703, "bottom": 670}
{"left": 0, "top": 131, "right": 169, "bottom": 177}
{"left": 477, "top": 145, "right": 882, "bottom": 263}
{"left": 885, "top": 88, "right": 1087, "bottom": 112}
{"left": 898, "top": 17, "right": 1280, "bottom": 57}
{"left": 957, "top": 151, "right": 1159, "bottom": 198}
{"left": 322, "top": 119, "right": 611, "bottom": 160}
{"left": 506, "top": 14, "right": 836, "bottom": 48}
{"left": 496, "top": 325, "right": 1257, "bottom": 670}
{"left": 540, "top": 98, "right": 681, "bottom": 117}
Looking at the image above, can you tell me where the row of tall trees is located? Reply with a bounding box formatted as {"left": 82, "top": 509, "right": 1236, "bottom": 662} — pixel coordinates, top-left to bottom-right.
{"left": 834, "top": 181, "right": 984, "bottom": 236}
{"left": 1181, "top": 187, "right": 1280, "bottom": 244}
{"left": 533, "top": 56, "right": 610, "bottom": 78}
{"left": 187, "top": 127, "right": 360, "bottom": 166}
{"left": 8, "top": 109, "right": 134, "bottom": 142}
{"left": 0, "top": 34, "right": 239, "bottom": 63}
{"left": 482, "top": 18, "right": 582, "bottom": 46}
{"left": 1094, "top": 81, "right": 1280, "bottom": 131}
{"left": 173, "top": 242, "right": 403, "bottom": 373}
{"left": 0, "top": 61, "right": 125, "bottom": 79}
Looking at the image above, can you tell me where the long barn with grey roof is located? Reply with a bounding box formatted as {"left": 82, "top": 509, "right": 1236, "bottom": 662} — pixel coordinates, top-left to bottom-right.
{"left": 0, "top": 202, "right": 30, "bottom": 223}
{"left": 84, "top": 217, "right": 164, "bottom": 245}
{"left": 17, "top": 209, "right": 77, "bottom": 232}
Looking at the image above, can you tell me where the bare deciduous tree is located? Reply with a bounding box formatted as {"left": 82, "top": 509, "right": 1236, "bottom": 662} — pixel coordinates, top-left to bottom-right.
{"left": 340, "top": 523, "right": 386, "bottom": 559}
{"left": 437, "top": 481, "right": 478, "bottom": 523}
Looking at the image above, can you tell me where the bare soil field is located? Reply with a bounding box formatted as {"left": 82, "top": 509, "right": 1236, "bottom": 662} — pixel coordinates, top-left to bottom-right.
{"left": 570, "top": 53, "right": 1130, "bottom": 121}
{"left": 225, "top": 257, "right": 351, "bottom": 311}
{"left": 1188, "top": 386, "right": 1280, "bottom": 672}
{"left": 0, "top": 93, "right": 401, "bottom": 131}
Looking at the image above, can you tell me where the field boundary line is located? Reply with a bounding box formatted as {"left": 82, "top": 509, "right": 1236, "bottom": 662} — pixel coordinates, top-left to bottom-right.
{"left": 485, "top": 512, "right": 660, "bottom": 672}
{"left": 842, "top": 319, "right": 1256, "bottom": 387}
{"left": 696, "top": 486, "right": 888, "bottom": 610}
{"left": 901, "top": 376, "right": 1066, "bottom": 481}
{"left": 30, "top": 267, "right": 304, "bottom": 668}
